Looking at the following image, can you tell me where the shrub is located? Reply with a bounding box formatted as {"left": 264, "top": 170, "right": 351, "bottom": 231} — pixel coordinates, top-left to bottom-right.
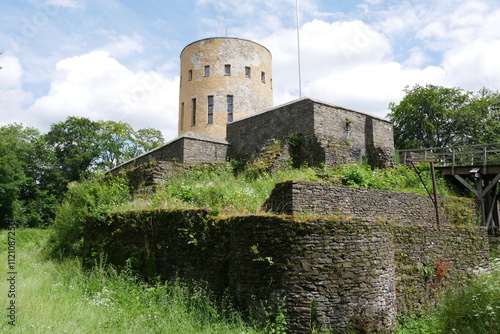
{"left": 49, "top": 173, "right": 131, "bottom": 258}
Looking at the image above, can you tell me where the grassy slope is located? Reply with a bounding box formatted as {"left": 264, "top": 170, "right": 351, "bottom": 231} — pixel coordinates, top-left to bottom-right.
{"left": 0, "top": 229, "right": 259, "bottom": 334}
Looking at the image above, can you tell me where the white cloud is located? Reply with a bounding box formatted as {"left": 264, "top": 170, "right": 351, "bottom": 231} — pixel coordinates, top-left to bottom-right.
{"left": 0, "top": 56, "right": 33, "bottom": 127}
{"left": 0, "top": 56, "right": 23, "bottom": 89}
{"left": 443, "top": 39, "right": 500, "bottom": 90}
{"left": 263, "top": 19, "right": 393, "bottom": 106}
{"left": 45, "top": 0, "right": 84, "bottom": 9}
{"left": 27, "top": 51, "right": 179, "bottom": 139}
{"left": 305, "top": 62, "right": 446, "bottom": 118}
{"left": 97, "top": 33, "right": 144, "bottom": 58}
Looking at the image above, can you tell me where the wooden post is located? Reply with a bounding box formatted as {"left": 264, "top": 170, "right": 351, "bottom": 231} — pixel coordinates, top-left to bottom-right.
{"left": 430, "top": 162, "right": 441, "bottom": 225}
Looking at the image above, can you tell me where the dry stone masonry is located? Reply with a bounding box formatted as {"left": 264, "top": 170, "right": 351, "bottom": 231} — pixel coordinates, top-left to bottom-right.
{"left": 84, "top": 184, "right": 489, "bottom": 334}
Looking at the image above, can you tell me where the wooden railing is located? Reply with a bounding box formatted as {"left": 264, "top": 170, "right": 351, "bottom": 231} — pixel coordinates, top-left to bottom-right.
{"left": 398, "top": 143, "right": 500, "bottom": 168}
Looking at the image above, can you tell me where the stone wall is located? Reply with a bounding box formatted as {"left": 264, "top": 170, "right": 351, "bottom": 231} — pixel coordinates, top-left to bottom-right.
{"left": 110, "top": 132, "right": 229, "bottom": 175}
{"left": 229, "top": 216, "right": 397, "bottom": 333}
{"left": 227, "top": 98, "right": 394, "bottom": 168}
{"left": 263, "top": 181, "right": 450, "bottom": 224}
{"left": 84, "top": 205, "right": 489, "bottom": 333}
{"left": 108, "top": 98, "right": 395, "bottom": 176}
{"left": 227, "top": 98, "right": 317, "bottom": 161}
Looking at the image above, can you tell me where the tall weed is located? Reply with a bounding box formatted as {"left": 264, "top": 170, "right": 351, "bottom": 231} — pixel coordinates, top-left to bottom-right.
{"left": 397, "top": 257, "right": 500, "bottom": 333}
{"left": 0, "top": 229, "right": 260, "bottom": 334}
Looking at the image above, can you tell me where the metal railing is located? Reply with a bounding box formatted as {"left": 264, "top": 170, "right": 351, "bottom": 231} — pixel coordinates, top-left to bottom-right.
{"left": 398, "top": 143, "right": 500, "bottom": 169}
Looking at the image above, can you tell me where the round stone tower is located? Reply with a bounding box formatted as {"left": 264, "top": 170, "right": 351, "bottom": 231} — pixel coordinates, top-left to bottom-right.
{"left": 178, "top": 37, "right": 273, "bottom": 138}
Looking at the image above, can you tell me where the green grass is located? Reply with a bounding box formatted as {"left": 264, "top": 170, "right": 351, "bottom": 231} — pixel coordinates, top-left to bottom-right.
{"left": 123, "top": 162, "right": 462, "bottom": 216}
{"left": 0, "top": 228, "right": 260, "bottom": 334}
{"left": 50, "top": 162, "right": 475, "bottom": 258}
{"left": 397, "top": 257, "right": 500, "bottom": 334}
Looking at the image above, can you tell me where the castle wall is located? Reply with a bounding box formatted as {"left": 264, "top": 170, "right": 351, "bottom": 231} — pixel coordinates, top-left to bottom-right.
{"left": 226, "top": 98, "right": 394, "bottom": 167}
{"left": 313, "top": 101, "right": 394, "bottom": 167}
{"left": 109, "top": 132, "right": 229, "bottom": 175}
{"left": 262, "top": 181, "right": 473, "bottom": 224}
{"left": 226, "top": 98, "right": 317, "bottom": 161}
{"left": 84, "top": 188, "right": 488, "bottom": 333}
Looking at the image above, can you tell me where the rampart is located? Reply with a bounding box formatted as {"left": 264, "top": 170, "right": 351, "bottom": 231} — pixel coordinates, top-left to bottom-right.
{"left": 84, "top": 185, "right": 488, "bottom": 333}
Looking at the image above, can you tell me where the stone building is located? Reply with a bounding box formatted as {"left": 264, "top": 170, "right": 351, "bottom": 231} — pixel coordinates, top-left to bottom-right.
{"left": 110, "top": 37, "right": 394, "bottom": 174}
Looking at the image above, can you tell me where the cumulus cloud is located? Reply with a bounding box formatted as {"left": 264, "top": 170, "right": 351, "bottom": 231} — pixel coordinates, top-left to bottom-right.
{"left": 443, "top": 40, "right": 500, "bottom": 90}
{"left": 27, "top": 51, "right": 179, "bottom": 139}
{"left": 262, "top": 19, "right": 396, "bottom": 112}
{"left": 0, "top": 56, "right": 33, "bottom": 126}
{"left": 266, "top": 0, "right": 500, "bottom": 117}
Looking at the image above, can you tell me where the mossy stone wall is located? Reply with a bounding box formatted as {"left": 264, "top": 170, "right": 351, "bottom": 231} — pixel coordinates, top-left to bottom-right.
{"left": 84, "top": 207, "right": 488, "bottom": 333}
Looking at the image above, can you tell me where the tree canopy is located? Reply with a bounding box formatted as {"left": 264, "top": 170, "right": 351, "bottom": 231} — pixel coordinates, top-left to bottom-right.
{"left": 0, "top": 118, "right": 164, "bottom": 228}
{"left": 388, "top": 84, "right": 500, "bottom": 149}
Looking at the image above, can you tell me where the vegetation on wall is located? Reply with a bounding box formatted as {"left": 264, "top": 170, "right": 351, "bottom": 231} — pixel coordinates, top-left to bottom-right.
{"left": 397, "top": 257, "right": 500, "bottom": 334}
{"left": 48, "top": 159, "right": 477, "bottom": 260}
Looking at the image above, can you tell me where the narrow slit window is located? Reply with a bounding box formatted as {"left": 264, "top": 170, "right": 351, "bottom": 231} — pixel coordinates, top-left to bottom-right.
{"left": 204, "top": 65, "right": 210, "bottom": 77}
{"left": 180, "top": 102, "right": 185, "bottom": 130}
{"left": 207, "top": 96, "right": 214, "bottom": 124}
{"left": 225, "top": 64, "right": 231, "bottom": 76}
{"left": 191, "top": 98, "right": 196, "bottom": 126}
{"left": 188, "top": 70, "right": 193, "bottom": 81}
{"left": 245, "top": 66, "right": 251, "bottom": 78}
{"left": 227, "top": 95, "right": 233, "bottom": 123}
{"left": 261, "top": 71, "right": 266, "bottom": 83}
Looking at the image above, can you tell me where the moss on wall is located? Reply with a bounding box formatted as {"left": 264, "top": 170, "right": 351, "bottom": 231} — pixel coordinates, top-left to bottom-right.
{"left": 84, "top": 207, "right": 489, "bottom": 334}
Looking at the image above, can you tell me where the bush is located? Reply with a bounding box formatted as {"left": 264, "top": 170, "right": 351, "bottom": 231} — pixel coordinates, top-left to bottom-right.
{"left": 49, "top": 173, "right": 131, "bottom": 258}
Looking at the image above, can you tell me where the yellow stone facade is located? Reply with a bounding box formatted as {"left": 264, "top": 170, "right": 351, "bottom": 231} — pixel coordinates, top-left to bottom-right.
{"left": 178, "top": 37, "right": 273, "bottom": 138}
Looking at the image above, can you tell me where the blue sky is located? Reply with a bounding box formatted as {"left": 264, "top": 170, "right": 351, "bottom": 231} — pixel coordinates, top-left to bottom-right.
{"left": 1, "top": 0, "right": 500, "bottom": 140}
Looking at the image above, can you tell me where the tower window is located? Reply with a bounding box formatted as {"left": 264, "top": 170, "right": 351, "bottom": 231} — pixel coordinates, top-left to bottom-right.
{"left": 261, "top": 71, "right": 266, "bottom": 83}
{"left": 180, "top": 102, "right": 184, "bottom": 130}
{"left": 188, "top": 70, "right": 193, "bottom": 81}
{"left": 225, "top": 64, "right": 231, "bottom": 76}
{"left": 245, "top": 66, "right": 251, "bottom": 78}
{"left": 227, "top": 95, "right": 233, "bottom": 123}
{"left": 207, "top": 96, "right": 214, "bottom": 124}
{"left": 204, "top": 65, "right": 210, "bottom": 77}
{"left": 191, "top": 98, "right": 196, "bottom": 126}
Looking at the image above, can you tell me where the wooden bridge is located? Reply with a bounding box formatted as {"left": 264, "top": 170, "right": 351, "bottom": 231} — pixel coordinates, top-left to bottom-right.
{"left": 398, "top": 143, "right": 500, "bottom": 233}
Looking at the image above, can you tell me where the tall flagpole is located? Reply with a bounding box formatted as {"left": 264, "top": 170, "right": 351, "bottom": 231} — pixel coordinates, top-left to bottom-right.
{"left": 296, "top": 0, "right": 302, "bottom": 98}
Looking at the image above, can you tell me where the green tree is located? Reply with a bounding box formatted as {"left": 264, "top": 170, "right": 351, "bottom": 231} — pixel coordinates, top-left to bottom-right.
{"left": 0, "top": 141, "right": 26, "bottom": 227}
{"left": 135, "top": 127, "right": 164, "bottom": 152}
{"left": 44, "top": 116, "right": 102, "bottom": 191}
{"left": 388, "top": 84, "right": 484, "bottom": 149}
{"left": 45, "top": 117, "right": 165, "bottom": 179}
{"left": 471, "top": 88, "right": 500, "bottom": 144}
{"left": 96, "top": 120, "right": 137, "bottom": 170}
{"left": 0, "top": 124, "right": 58, "bottom": 227}
{"left": 0, "top": 118, "right": 163, "bottom": 227}
{"left": 95, "top": 121, "right": 163, "bottom": 170}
